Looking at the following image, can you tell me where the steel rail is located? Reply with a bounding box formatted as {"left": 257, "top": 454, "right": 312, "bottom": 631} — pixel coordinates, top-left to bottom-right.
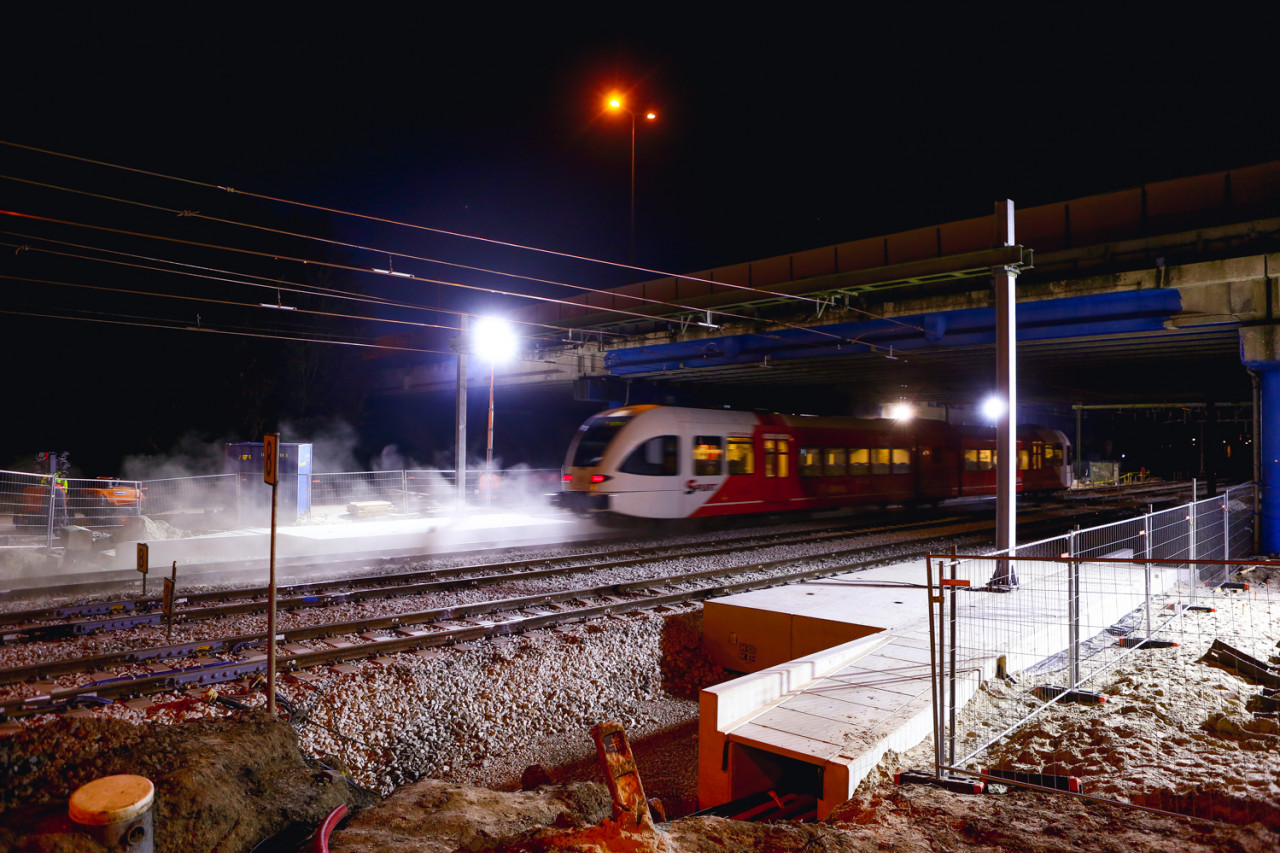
{"left": 0, "top": 508, "right": 1129, "bottom": 716}
{"left": 0, "top": 515, "right": 965, "bottom": 634}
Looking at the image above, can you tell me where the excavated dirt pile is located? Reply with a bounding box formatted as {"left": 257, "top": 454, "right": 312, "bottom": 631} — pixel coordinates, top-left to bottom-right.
{"left": 0, "top": 711, "right": 374, "bottom": 852}
{"left": 4, "top": 709, "right": 1277, "bottom": 853}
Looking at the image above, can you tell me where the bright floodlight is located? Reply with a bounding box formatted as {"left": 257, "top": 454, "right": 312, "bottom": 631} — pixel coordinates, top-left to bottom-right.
{"left": 472, "top": 316, "right": 517, "bottom": 364}
{"left": 888, "top": 402, "right": 914, "bottom": 421}
{"left": 982, "top": 396, "right": 1006, "bottom": 421}
{"left": 645, "top": 110, "right": 657, "bottom": 120}
{"left": 607, "top": 95, "right": 623, "bottom": 110}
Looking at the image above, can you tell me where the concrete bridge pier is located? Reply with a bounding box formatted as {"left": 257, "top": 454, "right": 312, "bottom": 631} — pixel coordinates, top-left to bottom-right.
{"left": 1241, "top": 325, "right": 1280, "bottom": 555}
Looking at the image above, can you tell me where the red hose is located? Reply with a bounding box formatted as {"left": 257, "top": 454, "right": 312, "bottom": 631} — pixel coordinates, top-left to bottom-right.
{"left": 309, "top": 805, "right": 348, "bottom": 853}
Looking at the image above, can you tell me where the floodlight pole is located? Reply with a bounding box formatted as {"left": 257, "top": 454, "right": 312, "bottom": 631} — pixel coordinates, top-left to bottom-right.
{"left": 485, "top": 363, "right": 496, "bottom": 506}
{"left": 454, "top": 317, "right": 468, "bottom": 511}
{"left": 992, "top": 200, "right": 1018, "bottom": 586}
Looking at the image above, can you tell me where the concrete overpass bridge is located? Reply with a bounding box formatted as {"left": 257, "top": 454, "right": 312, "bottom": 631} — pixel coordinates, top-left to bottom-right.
{"left": 373, "top": 161, "right": 1280, "bottom": 549}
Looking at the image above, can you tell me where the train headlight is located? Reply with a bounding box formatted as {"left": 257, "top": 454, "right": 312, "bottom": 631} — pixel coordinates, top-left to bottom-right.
{"left": 589, "top": 474, "right": 611, "bottom": 484}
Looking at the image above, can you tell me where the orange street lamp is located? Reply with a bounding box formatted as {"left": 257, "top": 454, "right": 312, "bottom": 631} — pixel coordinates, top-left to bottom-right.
{"left": 605, "top": 94, "right": 656, "bottom": 265}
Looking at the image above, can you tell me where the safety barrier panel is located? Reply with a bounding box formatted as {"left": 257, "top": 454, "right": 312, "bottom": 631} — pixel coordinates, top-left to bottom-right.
{"left": 923, "top": 484, "right": 1276, "bottom": 825}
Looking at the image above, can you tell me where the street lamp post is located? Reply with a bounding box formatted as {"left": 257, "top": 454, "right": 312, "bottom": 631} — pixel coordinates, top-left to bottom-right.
{"left": 606, "top": 95, "right": 656, "bottom": 265}
{"left": 471, "top": 317, "right": 517, "bottom": 506}
{"left": 452, "top": 317, "right": 468, "bottom": 511}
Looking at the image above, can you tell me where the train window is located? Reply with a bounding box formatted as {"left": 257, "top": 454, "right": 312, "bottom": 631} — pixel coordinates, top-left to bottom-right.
{"left": 1018, "top": 449, "right": 1030, "bottom": 470}
{"left": 571, "top": 415, "right": 633, "bottom": 467}
{"left": 849, "top": 448, "right": 869, "bottom": 476}
{"left": 824, "top": 448, "right": 847, "bottom": 476}
{"left": 870, "top": 448, "right": 890, "bottom": 475}
{"left": 727, "top": 437, "right": 754, "bottom": 475}
{"left": 964, "top": 448, "right": 996, "bottom": 472}
{"left": 1045, "top": 444, "right": 1064, "bottom": 466}
{"left": 764, "top": 439, "right": 790, "bottom": 478}
{"left": 891, "top": 448, "right": 911, "bottom": 474}
{"left": 799, "top": 448, "right": 822, "bottom": 477}
{"left": 1031, "top": 441, "right": 1045, "bottom": 469}
{"left": 693, "top": 436, "right": 724, "bottom": 476}
{"left": 619, "top": 435, "right": 678, "bottom": 476}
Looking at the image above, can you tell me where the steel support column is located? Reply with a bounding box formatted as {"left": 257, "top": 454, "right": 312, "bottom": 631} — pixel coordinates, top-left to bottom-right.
{"left": 1241, "top": 324, "right": 1280, "bottom": 555}
{"left": 1254, "top": 364, "right": 1280, "bottom": 554}
{"left": 993, "top": 200, "right": 1018, "bottom": 585}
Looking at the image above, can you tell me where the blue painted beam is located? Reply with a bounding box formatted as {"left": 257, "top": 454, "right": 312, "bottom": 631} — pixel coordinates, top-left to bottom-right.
{"left": 603, "top": 290, "right": 1184, "bottom": 374}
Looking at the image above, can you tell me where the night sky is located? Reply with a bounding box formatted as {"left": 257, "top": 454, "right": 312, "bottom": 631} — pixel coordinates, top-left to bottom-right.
{"left": 3, "top": 12, "right": 1276, "bottom": 475}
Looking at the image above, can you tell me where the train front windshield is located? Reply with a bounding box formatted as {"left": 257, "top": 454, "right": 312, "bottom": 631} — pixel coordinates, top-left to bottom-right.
{"left": 571, "top": 414, "right": 634, "bottom": 467}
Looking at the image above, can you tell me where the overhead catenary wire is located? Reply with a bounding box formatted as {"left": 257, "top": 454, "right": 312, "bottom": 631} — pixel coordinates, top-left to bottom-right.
{"left": 0, "top": 209, "right": 913, "bottom": 355}
{"left": 0, "top": 234, "right": 597, "bottom": 339}
{"left": 0, "top": 307, "right": 454, "bottom": 355}
{"left": 0, "top": 271, "right": 467, "bottom": 338}
{"left": 0, "top": 176, "right": 914, "bottom": 347}
{"left": 0, "top": 141, "right": 927, "bottom": 338}
{"left": 2, "top": 172, "right": 790, "bottom": 325}
{"left": 0, "top": 140, "right": 835, "bottom": 306}
{"left": 1, "top": 210, "right": 685, "bottom": 333}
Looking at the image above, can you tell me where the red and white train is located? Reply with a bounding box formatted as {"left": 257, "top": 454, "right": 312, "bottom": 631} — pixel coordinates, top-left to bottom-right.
{"left": 559, "top": 405, "right": 1072, "bottom": 519}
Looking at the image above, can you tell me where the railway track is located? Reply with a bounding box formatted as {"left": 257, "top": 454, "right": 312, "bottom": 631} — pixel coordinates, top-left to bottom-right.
{"left": 0, "top": 513, "right": 967, "bottom": 637}
{"left": 0, "top": 502, "right": 1156, "bottom": 723}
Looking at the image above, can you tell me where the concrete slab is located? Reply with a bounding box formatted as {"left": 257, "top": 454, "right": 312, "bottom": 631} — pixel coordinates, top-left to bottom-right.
{"left": 703, "top": 562, "right": 932, "bottom": 673}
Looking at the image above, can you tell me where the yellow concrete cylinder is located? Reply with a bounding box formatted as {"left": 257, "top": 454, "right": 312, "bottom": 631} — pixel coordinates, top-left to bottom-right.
{"left": 68, "top": 774, "right": 154, "bottom": 852}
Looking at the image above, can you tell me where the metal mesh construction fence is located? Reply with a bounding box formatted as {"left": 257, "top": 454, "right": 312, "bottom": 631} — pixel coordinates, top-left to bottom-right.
{"left": 923, "top": 484, "right": 1278, "bottom": 825}
{"left": 1, "top": 470, "right": 145, "bottom": 535}
{"left": 4, "top": 466, "right": 562, "bottom": 542}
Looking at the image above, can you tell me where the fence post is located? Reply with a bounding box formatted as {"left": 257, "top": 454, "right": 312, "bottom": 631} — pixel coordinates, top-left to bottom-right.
{"left": 926, "top": 556, "right": 942, "bottom": 778}
{"left": 1222, "top": 498, "right": 1230, "bottom": 578}
{"left": 1068, "top": 527, "right": 1080, "bottom": 689}
{"left": 947, "top": 549, "right": 960, "bottom": 766}
{"left": 44, "top": 474, "right": 56, "bottom": 551}
{"left": 1144, "top": 505, "right": 1153, "bottom": 640}
{"left": 1189, "top": 495, "right": 1198, "bottom": 589}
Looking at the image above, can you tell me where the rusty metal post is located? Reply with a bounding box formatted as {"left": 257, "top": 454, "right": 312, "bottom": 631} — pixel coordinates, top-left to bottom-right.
{"left": 591, "top": 720, "right": 656, "bottom": 831}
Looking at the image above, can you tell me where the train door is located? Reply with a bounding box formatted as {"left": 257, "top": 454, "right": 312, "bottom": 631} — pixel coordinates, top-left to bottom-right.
{"left": 682, "top": 429, "right": 728, "bottom": 516}
{"left": 761, "top": 432, "right": 793, "bottom": 508}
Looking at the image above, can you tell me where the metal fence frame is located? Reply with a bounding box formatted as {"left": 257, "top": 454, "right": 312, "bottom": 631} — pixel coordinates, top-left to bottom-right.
{"left": 924, "top": 483, "right": 1266, "bottom": 823}
{"left": 1, "top": 470, "right": 147, "bottom": 540}
{"left": 3, "top": 467, "right": 562, "bottom": 544}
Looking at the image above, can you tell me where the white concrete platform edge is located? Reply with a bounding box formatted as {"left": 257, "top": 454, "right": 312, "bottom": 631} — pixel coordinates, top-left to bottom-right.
{"left": 698, "top": 632, "right": 893, "bottom": 812}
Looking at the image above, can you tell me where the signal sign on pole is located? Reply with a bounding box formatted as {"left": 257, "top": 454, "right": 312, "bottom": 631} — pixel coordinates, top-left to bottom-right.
{"left": 136, "top": 543, "right": 149, "bottom": 574}
{"left": 264, "top": 433, "right": 279, "bottom": 486}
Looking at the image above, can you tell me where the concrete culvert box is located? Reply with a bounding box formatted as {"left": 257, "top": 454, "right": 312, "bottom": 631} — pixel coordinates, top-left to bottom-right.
{"left": 68, "top": 774, "right": 154, "bottom": 852}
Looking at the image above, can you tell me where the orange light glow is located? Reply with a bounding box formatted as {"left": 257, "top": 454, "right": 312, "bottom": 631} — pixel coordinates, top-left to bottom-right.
{"left": 607, "top": 95, "right": 623, "bottom": 110}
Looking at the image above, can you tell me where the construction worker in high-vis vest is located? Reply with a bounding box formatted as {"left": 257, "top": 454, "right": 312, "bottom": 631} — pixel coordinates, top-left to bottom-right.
{"left": 51, "top": 472, "right": 69, "bottom": 528}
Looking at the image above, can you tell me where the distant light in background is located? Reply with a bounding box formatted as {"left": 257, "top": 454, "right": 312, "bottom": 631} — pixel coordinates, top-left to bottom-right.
{"left": 888, "top": 402, "right": 914, "bottom": 421}
{"left": 982, "top": 396, "right": 1005, "bottom": 421}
